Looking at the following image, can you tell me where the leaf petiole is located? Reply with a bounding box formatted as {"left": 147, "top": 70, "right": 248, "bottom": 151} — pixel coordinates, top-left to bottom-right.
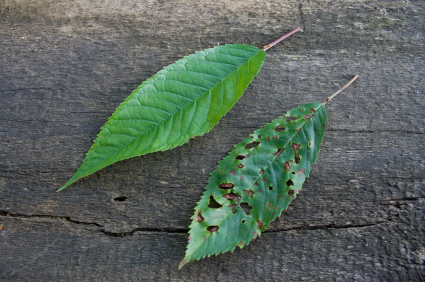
{"left": 263, "top": 27, "right": 301, "bottom": 51}
{"left": 325, "top": 74, "right": 359, "bottom": 104}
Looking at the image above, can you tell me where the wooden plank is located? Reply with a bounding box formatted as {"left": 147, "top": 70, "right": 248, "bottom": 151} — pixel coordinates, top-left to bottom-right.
{"left": 1, "top": 0, "right": 424, "bottom": 280}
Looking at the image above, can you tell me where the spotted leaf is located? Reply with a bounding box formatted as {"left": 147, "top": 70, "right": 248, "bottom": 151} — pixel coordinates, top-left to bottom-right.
{"left": 180, "top": 102, "right": 328, "bottom": 269}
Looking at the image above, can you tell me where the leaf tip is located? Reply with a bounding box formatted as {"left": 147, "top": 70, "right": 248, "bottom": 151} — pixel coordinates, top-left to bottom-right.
{"left": 178, "top": 259, "right": 188, "bottom": 270}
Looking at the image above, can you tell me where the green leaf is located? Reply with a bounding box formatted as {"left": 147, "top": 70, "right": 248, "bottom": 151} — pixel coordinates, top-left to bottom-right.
{"left": 180, "top": 101, "right": 328, "bottom": 269}
{"left": 59, "top": 44, "right": 266, "bottom": 191}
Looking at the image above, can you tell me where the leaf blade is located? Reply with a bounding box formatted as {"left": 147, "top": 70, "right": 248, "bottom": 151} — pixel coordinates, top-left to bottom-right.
{"left": 59, "top": 44, "right": 266, "bottom": 191}
{"left": 181, "top": 102, "right": 328, "bottom": 267}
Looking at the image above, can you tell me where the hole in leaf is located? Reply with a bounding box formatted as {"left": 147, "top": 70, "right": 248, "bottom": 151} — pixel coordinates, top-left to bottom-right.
{"left": 291, "top": 171, "right": 296, "bottom": 175}
{"left": 257, "top": 134, "right": 261, "bottom": 139}
{"left": 114, "top": 196, "right": 127, "bottom": 202}
{"left": 286, "top": 179, "right": 294, "bottom": 187}
{"left": 288, "top": 189, "right": 295, "bottom": 196}
{"left": 218, "top": 183, "right": 234, "bottom": 189}
{"left": 241, "top": 220, "right": 246, "bottom": 224}
{"left": 245, "top": 141, "right": 260, "bottom": 150}
{"left": 208, "top": 195, "right": 222, "bottom": 209}
{"left": 308, "top": 141, "right": 312, "bottom": 147}
{"left": 268, "top": 186, "right": 273, "bottom": 191}
{"left": 235, "top": 155, "right": 245, "bottom": 160}
{"left": 207, "top": 226, "right": 219, "bottom": 234}
{"left": 240, "top": 202, "right": 252, "bottom": 215}
{"left": 286, "top": 116, "right": 298, "bottom": 122}
{"left": 274, "top": 125, "right": 286, "bottom": 132}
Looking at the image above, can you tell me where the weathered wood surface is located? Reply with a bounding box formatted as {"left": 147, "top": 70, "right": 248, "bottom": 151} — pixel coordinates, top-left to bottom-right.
{"left": 1, "top": 0, "right": 424, "bottom": 280}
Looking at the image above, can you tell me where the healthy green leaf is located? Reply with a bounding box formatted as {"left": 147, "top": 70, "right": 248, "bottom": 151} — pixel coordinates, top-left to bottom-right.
{"left": 180, "top": 101, "right": 328, "bottom": 269}
{"left": 59, "top": 44, "right": 266, "bottom": 191}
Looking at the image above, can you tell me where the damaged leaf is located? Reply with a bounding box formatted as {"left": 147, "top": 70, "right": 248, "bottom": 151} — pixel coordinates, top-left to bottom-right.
{"left": 59, "top": 44, "right": 266, "bottom": 191}
{"left": 180, "top": 75, "right": 358, "bottom": 269}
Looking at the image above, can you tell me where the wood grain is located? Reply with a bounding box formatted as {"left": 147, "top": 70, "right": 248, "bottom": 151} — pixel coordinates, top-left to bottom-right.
{"left": 1, "top": 0, "right": 424, "bottom": 280}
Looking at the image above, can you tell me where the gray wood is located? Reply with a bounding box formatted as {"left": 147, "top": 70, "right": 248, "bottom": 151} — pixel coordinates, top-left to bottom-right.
{"left": 1, "top": 0, "right": 424, "bottom": 281}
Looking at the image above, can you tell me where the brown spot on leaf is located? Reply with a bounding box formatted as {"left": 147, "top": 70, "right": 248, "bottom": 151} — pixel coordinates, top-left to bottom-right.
{"left": 230, "top": 170, "right": 235, "bottom": 176}
{"left": 207, "top": 226, "right": 219, "bottom": 234}
{"left": 274, "top": 135, "right": 278, "bottom": 139}
{"left": 253, "top": 232, "right": 257, "bottom": 236}
{"left": 249, "top": 190, "right": 254, "bottom": 197}
{"left": 262, "top": 178, "right": 266, "bottom": 181}
{"left": 275, "top": 206, "right": 278, "bottom": 210}
{"left": 298, "top": 170, "right": 302, "bottom": 174}
{"left": 310, "top": 108, "right": 315, "bottom": 113}
{"left": 292, "top": 143, "right": 301, "bottom": 164}
{"left": 239, "top": 242, "right": 243, "bottom": 246}
{"left": 240, "top": 176, "right": 243, "bottom": 179}
{"left": 284, "top": 162, "right": 290, "bottom": 171}
{"left": 219, "top": 183, "right": 234, "bottom": 189}
{"left": 196, "top": 210, "right": 205, "bottom": 223}
{"left": 254, "top": 181, "right": 258, "bottom": 186}
{"left": 257, "top": 135, "right": 261, "bottom": 139}
{"left": 295, "top": 129, "right": 300, "bottom": 133}
{"left": 265, "top": 207, "right": 269, "bottom": 210}
{"left": 243, "top": 190, "right": 247, "bottom": 194}
{"left": 266, "top": 136, "right": 270, "bottom": 141}
{"left": 326, "top": 97, "right": 330, "bottom": 102}
{"left": 260, "top": 170, "right": 265, "bottom": 174}
{"left": 308, "top": 141, "right": 312, "bottom": 147}
{"left": 274, "top": 148, "right": 284, "bottom": 156}
{"left": 268, "top": 203, "right": 272, "bottom": 206}
{"left": 223, "top": 193, "right": 241, "bottom": 201}
{"left": 305, "top": 114, "right": 314, "bottom": 121}
{"left": 188, "top": 237, "right": 192, "bottom": 242}
{"left": 237, "top": 164, "right": 244, "bottom": 169}
{"left": 229, "top": 204, "right": 237, "bottom": 213}
{"left": 257, "top": 220, "right": 263, "bottom": 230}
{"left": 301, "top": 108, "right": 305, "bottom": 111}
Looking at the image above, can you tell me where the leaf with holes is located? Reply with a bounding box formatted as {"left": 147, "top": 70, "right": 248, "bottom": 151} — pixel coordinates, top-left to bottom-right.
{"left": 59, "top": 44, "right": 266, "bottom": 191}
{"left": 180, "top": 76, "right": 358, "bottom": 269}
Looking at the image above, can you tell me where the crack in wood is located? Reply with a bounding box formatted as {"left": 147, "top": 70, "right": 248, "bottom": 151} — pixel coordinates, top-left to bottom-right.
{"left": 264, "top": 221, "right": 388, "bottom": 233}
{"left": 1, "top": 210, "right": 392, "bottom": 237}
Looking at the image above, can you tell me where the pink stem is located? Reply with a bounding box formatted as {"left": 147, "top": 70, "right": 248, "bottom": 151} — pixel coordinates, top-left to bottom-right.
{"left": 263, "top": 27, "right": 301, "bottom": 51}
